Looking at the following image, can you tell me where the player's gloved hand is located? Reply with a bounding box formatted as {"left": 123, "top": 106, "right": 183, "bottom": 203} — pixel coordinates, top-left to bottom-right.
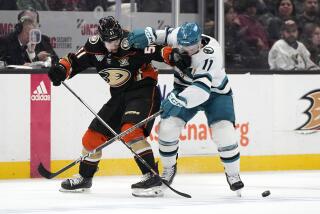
{"left": 169, "top": 48, "right": 191, "bottom": 71}
{"left": 161, "top": 92, "right": 187, "bottom": 119}
{"left": 48, "top": 63, "right": 67, "bottom": 86}
{"left": 127, "top": 27, "right": 157, "bottom": 49}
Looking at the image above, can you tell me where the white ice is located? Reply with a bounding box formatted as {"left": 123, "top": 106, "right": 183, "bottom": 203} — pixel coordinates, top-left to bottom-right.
{"left": 1, "top": 170, "right": 320, "bottom": 214}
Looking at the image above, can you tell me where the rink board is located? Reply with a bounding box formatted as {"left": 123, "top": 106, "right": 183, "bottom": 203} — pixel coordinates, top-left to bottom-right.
{"left": 1, "top": 73, "right": 320, "bottom": 178}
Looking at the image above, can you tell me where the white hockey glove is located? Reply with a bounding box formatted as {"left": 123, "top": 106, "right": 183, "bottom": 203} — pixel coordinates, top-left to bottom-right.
{"left": 161, "top": 92, "right": 187, "bottom": 119}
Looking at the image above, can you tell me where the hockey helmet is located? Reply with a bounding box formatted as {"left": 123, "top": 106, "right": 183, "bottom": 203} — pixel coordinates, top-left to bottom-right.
{"left": 177, "top": 22, "right": 201, "bottom": 47}
{"left": 98, "top": 16, "right": 123, "bottom": 42}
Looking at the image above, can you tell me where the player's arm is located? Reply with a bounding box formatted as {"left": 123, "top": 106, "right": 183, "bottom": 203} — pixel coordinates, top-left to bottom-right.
{"left": 48, "top": 40, "right": 94, "bottom": 86}
{"left": 128, "top": 27, "right": 178, "bottom": 49}
{"left": 161, "top": 57, "right": 214, "bottom": 118}
{"left": 141, "top": 45, "right": 191, "bottom": 71}
{"left": 179, "top": 58, "right": 214, "bottom": 108}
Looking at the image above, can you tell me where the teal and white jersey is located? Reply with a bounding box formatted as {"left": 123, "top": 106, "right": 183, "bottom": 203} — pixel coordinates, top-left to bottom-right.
{"left": 157, "top": 28, "right": 231, "bottom": 108}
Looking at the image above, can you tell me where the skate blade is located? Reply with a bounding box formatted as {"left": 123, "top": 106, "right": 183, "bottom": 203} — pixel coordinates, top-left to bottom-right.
{"left": 132, "top": 186, "right": 164, "bottom": 197}
{"left": 59, "top": 187, "right": 91, "bottom": 193}
{"left": 236, "top": 189, "right": 242, "bottom": 197}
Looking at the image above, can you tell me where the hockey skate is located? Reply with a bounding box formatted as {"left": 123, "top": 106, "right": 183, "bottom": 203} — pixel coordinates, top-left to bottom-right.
{"left": 131, "top": 172, "right": 163, "bottom": 197}
{"left": 161, "top": 163, "right": 177, "bottom": 186}
{"left": 225, "top": 173, "right": 244, "bottom": 197}
{"left": 60, "top": 174, "right": 92, "bottom": 193}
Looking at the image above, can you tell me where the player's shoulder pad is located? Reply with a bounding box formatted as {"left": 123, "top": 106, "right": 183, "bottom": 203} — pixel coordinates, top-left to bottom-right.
{"left": 200, "top": 35, "right": 219, "bottom": 56}
{"left": 88, "top": 35, "right": 100, "bottom": 44}
{"left": 120, "top": 30, "right": 131, "bottom": 51}
{"left": 84, "top": 35, "right": 105, "bottom": 52}
{"left": 203, "top": 46, "right": 214, "bottom": 54}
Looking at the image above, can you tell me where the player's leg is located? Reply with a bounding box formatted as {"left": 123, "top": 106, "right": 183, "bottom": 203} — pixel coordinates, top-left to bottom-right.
{"left": 123, "top": 85, "right": 162, "bottom": 197}
{"left": 205, "top": 93, "right": 244, "bottom": 194}
{"left": 158, "top": 107, "right": 197, "bottom": 185}
{"left": 60, "top": 129, "right": 107, "bottom": 192}
{"left": 60, "top": 97, "right": 123, "bottom": 192}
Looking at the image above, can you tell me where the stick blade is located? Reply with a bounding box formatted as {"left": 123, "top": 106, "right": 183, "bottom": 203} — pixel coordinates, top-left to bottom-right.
{"left": 38, "top": 163, "right": 54, "bottom": 179}
{"left": 161, "top": 179, "right": 192, "bottom": 198}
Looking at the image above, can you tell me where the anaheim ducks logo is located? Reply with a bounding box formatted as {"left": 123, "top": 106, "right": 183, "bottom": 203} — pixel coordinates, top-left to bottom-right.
{"left": 296, "top": 89, "right": 320, "bottom": 131}
{"left": 98, "top": 68, "right": 131, "bottom": 87}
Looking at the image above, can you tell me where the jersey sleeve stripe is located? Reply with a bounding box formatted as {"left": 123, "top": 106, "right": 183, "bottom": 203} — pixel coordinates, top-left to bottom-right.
{"left": 193, "top": 81, "right": 211, "bottom": 94}
{"left": 214, "top": 76, "right": 228, "bottom": 90}
{"left": 193, "top": 73, "right": 212, "bottom": 82}
{"left": 174, "top": 73, "right": 192, "bottom": 85}
{"left": 174, "top": 82, "right": 188, "bottom": 89}
{"left": 174, "top": 77, "right": 191, "bottom": 87}
{"left": 193, "top": 77, "right": 212, "bottom": 88}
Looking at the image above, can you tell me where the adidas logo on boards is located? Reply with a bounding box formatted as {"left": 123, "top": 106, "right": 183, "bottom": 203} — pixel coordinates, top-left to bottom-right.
{"left": 31, "top": 81, "right": 51, "bottom": 101}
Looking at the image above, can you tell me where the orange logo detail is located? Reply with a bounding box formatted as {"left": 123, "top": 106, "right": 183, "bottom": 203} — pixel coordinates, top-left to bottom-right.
{"left": 297, "top": 90, "right": 320, "bottom": 130}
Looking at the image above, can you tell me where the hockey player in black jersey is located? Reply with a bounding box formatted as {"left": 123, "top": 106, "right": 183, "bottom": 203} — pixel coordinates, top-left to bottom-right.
{"left": 48, "top": 16, "right": 191, "bottom": 197}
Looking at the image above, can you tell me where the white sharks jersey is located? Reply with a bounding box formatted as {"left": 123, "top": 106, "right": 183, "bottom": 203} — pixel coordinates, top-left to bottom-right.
{"left": 159, "top": 28, "right": 231, "bottom": 108}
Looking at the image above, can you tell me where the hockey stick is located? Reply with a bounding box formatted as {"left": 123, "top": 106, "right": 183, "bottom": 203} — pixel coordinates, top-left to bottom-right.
{"left": 61, "top": 82, "right": 191, "bottom": 198}
{"left": 38, "top": 110, "right": 162, "bottom": 179}
{"left": 40, "top": 82, "right": 191, "bottom": 198}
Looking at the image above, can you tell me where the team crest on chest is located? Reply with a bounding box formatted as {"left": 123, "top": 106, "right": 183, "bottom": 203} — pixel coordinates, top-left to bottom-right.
{"left": 98, "top": 68, "right": 131, "bottom": 87}
{"left": 118, "top": 57, "right": 129, "bottom": 66}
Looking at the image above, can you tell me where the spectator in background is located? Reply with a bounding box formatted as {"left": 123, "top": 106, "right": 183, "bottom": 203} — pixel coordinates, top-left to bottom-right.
{"left": 78, "top": 0, "right": 115, "bottom": 11}
{"left": 236, "top": 0, "right": 269, "bottom": 50}
{"left": 235, "top": 0, "right": 269, "bottom": 68}
{"left": 17, "top": 9, "right": 59, "bottom": 64}
{"left": 0, "top": 17, "right": 39, "bottom": 65}
{"left": 46, "top": 0, "right": 65, "bottom": 10}
{"left": 0, "top": 0, "right": 18, "bottom": 10}
{"left": 268, "top": 19, "right": 320, "bottom": 70}
{"left": 302, "top": 23, "right": 320, "bottom": 66}
{"left": 256, "top": 0, "right": 277, "bottom": 27}
{"left": 293, "top": 0, "right": 308, "bottom": 16}
{"left": 16, "top": 0, "right": 49, "bottom": 10}
{"left": 267, "top": 0, "right": 297, "bottom": 46}
{"left": 135, "top": 0, "right": 197, "bottom": 13}
{"left": 225, "top": 3, "right": 256, "bottom": 69}
{"left": 136, "top": 0, "right": 171, "bottom": 12}
{"left": 204, "top": 0, "right": 215, "bottom": 36}
{"left": 224, "top": 0, "right": 235, "bottom": 5}
{"left": 296, "top": 0, "right": 320, "bottom": 37}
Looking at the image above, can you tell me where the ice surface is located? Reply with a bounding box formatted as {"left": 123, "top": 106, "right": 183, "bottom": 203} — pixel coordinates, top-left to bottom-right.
{"left": 1, "top": 171, "right": 320, "bottom": 214}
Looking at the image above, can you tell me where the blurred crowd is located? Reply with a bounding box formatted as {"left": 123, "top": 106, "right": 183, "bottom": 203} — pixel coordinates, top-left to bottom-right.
{"left": 0, "top": 0, "right": 198, "bottom": 12}
{"left": 225, "top": 0, "right": 320, "bottom": 70}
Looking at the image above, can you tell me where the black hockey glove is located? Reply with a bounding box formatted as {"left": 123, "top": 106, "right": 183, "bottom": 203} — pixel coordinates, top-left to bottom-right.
{"left": 48, "top": 63, "right": 67, "bottom": 86}
{"left": 169, "top": 48, "right": 191, "bottom": 72}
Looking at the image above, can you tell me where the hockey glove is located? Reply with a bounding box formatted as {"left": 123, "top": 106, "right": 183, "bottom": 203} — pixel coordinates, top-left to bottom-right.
{"left": 127, "top": 27, "right": 157, "bottom": 49}
{"left": 169, "top": 48, "right": 191, "bottom": 72}
{"left": 161, "top": 92, "right": 187, "bottom": 119}
{"left": 48, "top": 63, "right": 67, "bottom": 86}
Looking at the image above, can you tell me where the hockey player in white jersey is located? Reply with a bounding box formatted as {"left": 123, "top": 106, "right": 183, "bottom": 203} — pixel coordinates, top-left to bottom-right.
{"left": 128, "top": 22, "right": 244, "bottom": 197}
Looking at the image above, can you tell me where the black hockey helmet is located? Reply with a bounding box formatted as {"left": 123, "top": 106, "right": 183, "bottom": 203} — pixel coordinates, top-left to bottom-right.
{"left": 98, "top": 16, "right": 123, "bottom": 42}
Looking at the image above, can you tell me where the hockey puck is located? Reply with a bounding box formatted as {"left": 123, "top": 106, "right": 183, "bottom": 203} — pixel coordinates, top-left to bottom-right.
{"left": 261, "top": 190, "right": 271, "bottom": 197}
